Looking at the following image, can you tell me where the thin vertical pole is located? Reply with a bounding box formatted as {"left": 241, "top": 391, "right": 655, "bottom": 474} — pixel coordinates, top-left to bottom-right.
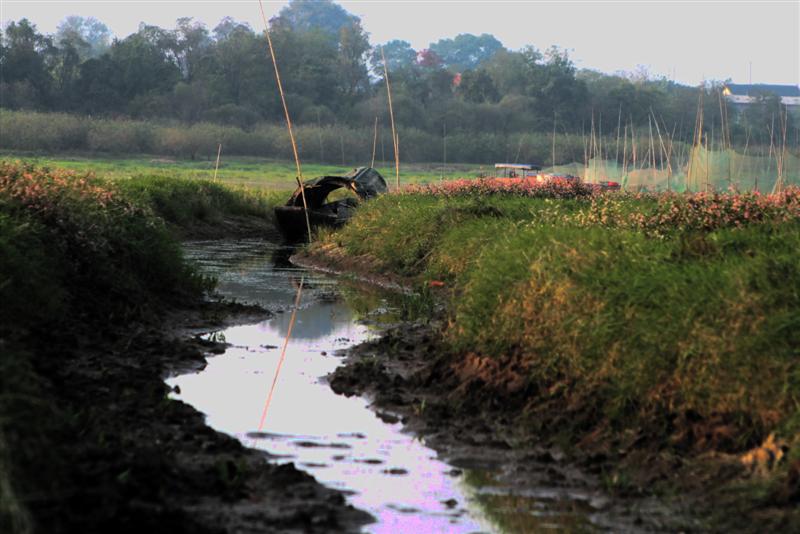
{"left": 441, "top": 121, "right": 446, "bottom": 183}
{"left": 258, "top": 0, "right": 311, "bottom": 242}
{"left": 213, "top": 143, "right": 222, "bottom": 182}
{"left": 381, "top": 47, "right": 400, "bottom": 189}
{"left": 371, "top": 116, "right": 378, "bottom": 168}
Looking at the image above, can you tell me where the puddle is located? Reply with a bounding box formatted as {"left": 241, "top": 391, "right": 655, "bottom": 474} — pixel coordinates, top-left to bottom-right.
{"left": 169, "top": 239, "right": 614, "bottom": 533}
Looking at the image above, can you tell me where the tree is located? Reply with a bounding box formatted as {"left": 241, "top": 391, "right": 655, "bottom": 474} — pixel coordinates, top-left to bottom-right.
{"left": 429, "top": 33, "right": 504, "bottom": 70}
{"left": 271, "top": 0, "right": 358, "bottom": 38}
{"left": 526, "top": 47, "right": 588, "bottom": 127}
{"left": 336, "top": 19, "right": 371, "bottom": 101}
{"left": 458, "top": 69, "right": 499, "bottom": 103}
{"left": 205, "top": 22, "right": 273, "bottom": 112}
{"left": 55, "top": 16, "right": 111, "bottom": 60}
{"left": 416, "top": 49, "right": 442, "bottom": 69}
{"left": 174, "top": 17, "right": 212, "bottom": 82}
{"left": 1, "top": 19, "right": 55, "bottom": 107}
{"left": 484, "top": 49, "right": 532, "bottom": 96}
{"left": 371, "top": 40, "right": 416, "bottom": 75}
{"left": 108, "top": 28, "right": 181, "bottom": 105}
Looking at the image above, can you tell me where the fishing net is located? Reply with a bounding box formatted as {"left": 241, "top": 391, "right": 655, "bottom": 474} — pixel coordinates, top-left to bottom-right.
{"left": 543, "top": 149, "right": 800, "bottom": 192}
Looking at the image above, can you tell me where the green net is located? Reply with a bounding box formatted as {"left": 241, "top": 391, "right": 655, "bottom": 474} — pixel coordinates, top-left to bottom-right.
{"left": 543, "top": 149, "right": 800, "bottom": 192}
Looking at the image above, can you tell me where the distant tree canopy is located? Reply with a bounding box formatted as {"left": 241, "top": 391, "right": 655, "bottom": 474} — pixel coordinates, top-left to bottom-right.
{"left": 0, "top": 0, "right": 795, "bottom": 151}
{"left": 430, "top": 33, "right": 504, "bottom": 70}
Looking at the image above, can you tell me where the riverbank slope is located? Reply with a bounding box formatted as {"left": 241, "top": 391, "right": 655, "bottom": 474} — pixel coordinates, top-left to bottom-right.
{"left": 303, "top": 180, "right": 800, "bottom": 531}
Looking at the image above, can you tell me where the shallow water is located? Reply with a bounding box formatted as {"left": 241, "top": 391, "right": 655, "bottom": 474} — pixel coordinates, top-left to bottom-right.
{"left": 169, "top": 239, "right": 612, "bottom": 533}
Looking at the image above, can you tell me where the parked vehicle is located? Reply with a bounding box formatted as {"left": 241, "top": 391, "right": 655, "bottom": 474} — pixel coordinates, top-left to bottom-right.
{"left": 492, "top": 163, "right": 620, "bottom": 191}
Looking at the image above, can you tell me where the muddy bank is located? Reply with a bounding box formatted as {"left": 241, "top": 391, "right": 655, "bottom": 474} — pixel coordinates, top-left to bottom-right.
{"left": 291, "top": 244, "right": 417, "bottom": 293}
{"left": 0, "top": 165, "right": 372, "bottom": 532}
{"left": 329, "top": 316, "right": 799, "bottom": 532}
{"left": 11, "top": 298, "right": 371, "bottom": 534}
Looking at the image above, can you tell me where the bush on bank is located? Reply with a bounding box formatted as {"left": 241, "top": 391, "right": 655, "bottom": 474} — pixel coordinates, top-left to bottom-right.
{"left": 323, "top": 187, "right": 800, "bottom": 455}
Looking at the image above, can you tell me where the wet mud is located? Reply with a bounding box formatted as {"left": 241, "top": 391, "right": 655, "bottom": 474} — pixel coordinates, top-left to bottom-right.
{"left": 22, "top": 297, "right": 371, "bottom": 533}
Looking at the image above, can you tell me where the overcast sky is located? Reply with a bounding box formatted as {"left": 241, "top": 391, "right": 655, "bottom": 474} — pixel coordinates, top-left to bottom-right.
{"left": 3, "top": 0, "right": 798, "bottom": 86}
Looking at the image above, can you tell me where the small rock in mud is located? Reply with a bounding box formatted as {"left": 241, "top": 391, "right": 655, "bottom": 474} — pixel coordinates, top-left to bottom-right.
{"left": 382, "top": 467, "right": 408, "bottom": 475}
{"left": 442, "top": 498, "right": 458, "bottom": 508}
{"left": 300, "top": 462, "right": 330, "bottom": 469}
{"left": 387, "top": 504, "right": 420, "bottom": 514}
{"left": 376, "top": 411, "right": 400, "bottom": 424}
{"left": 294, "top": 441, "right": 351, "bottom": 449}
{"left": 321, "top": 351, "right": 327, "bottom": 355}
{"left": 337, "top": 432, "right": 367, "bottom": 439}
{"left": 356, "top": 458, "right": 384, "bottom": 465}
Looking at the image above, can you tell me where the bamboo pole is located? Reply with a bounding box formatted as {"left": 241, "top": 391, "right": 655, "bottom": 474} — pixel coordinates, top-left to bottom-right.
{"left": 514, "top": 134, "right": 525, "bottom": 164}
{"left": 650, "top": 110, "right": 669, "bottom": 185}
{"left": 380, "top": 47, "right": 400, "bottom": 189}
{"left": 441, "top": 121, "right": 446, "bottom": 183}
{"left": 773, "top": 107, "right": 788, "bottom": 193}
{"left": 257, "top": 0, "right": 311, "bottom": 242}
{"left": 212, "top": 143, "right": 222, "bottom": 182}
{"left": 371, "top": 116, "right": 378, "bottom": 168}
{"left": 614, "top": 104, "right": 622, "bottom": 165}
{"left": 317, "top": 109, "right": 324, "bottom": 162}
{"left": 622, "top": 122, "right": 628, "bottom": 177}
{"left": 552, "top": 111, "right": 557, "bottom": 169}
{"left": 631, "top": 119, "right": 637, "bottom": 175}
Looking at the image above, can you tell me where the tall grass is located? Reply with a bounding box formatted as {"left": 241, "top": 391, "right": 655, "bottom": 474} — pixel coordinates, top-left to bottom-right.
{"left": 0, "top": 109, "right": 624, "bottom": 165}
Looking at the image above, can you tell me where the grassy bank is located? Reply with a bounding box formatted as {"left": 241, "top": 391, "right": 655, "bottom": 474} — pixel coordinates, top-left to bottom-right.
{"left": 315, "top": 180, "right": 800, "bottom": 522}
{"left": 0, "top": 162, "right": 283, "bottom": 531}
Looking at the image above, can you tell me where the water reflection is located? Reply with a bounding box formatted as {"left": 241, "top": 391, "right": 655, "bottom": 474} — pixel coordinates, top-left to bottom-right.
{"left": 172, "top": 240, "right": 626, "bottom": 533}
{"left": 173, "top": 240, "right": 490, "bottom": 533}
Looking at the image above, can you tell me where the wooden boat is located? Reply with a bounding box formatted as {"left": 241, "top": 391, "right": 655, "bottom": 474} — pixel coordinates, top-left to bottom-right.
{"left": 274, "top": 167, "right": 387, "bottom": 242}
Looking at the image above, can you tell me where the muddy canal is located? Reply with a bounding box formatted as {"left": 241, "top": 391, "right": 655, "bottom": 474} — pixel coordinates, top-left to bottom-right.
{"left": 168, "top": 240, "right": 633, "bottom": 533}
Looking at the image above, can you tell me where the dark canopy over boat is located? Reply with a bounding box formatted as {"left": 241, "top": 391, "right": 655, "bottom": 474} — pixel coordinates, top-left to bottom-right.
{"left": 274, "top": 167, "right": 387, "bottom": 241}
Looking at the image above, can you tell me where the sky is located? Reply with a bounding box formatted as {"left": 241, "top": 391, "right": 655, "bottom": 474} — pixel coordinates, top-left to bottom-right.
{"left": 2, "top": 0, "right": 799, "bottom": 86}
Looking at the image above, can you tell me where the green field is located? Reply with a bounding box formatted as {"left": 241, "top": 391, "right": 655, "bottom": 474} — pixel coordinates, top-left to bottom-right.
{"left": 0, "top": 153, "right": 481, "bottom": 190}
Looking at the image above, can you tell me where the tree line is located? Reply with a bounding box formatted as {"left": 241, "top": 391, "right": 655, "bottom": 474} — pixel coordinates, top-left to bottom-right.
{"left": 1, "top": 0, "right": 796, "bottom": 161}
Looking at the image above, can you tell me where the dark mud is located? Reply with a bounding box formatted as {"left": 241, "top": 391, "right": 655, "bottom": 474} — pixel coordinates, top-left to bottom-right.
{"left": 19, "top": 297, "right": 372, "bottom": 534}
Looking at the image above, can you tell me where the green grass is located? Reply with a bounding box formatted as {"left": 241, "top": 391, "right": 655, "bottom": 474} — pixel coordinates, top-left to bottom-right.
{"left": 320, "top": 191, "right": 800, "bottom": 454}
{"left": 0, "top": 152, "right": 481, "bottom": 190}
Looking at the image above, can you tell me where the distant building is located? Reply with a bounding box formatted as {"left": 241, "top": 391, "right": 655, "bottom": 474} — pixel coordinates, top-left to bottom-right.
{"left": 722, "top": 83, "right": 800, "bottom": 110}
